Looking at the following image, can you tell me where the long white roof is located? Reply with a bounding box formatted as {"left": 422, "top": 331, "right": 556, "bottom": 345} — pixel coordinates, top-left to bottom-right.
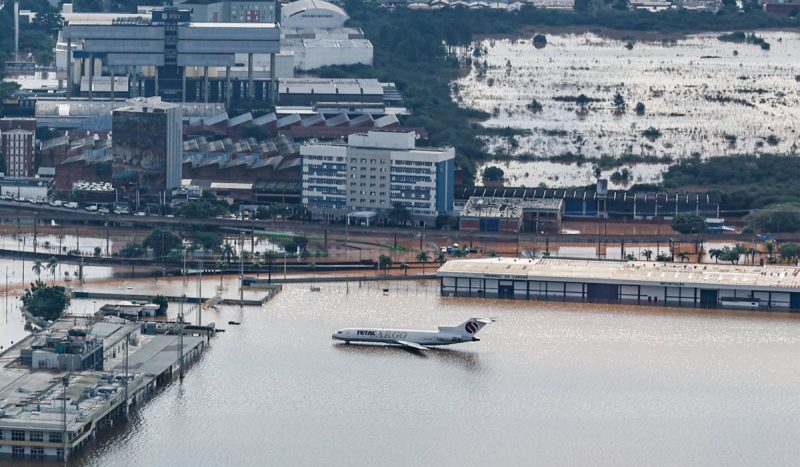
{"left": 438, "top": 257, "right": 800, "bottom": 291}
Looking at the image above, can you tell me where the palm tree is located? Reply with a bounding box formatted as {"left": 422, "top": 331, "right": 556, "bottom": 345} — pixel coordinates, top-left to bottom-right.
{"left": 677, "top": 252, "right": 689, "bottom": 263}
{"left": 488, "top": 250, "right": 498, "bottom": 257}
{"left": 32, "top": 260, "right": 43, "bottom": 281}
{"left": 47, "top": 257, "right": 58, "bottom": 282}
{"left": 641, "top": 249, "right": 653, "bottom": 261}
{"left": 416, "top": 251, "right": 429, "bottom": 274}
{"left": 625, "top": 253, "right": 636, "bottom": 261}
{"left": 437, "top": 252, "right": 447, "bottom": 265}
{"left": 400, "top": 262, "right": 409, "bottom": 275}
{"left": 709, "top": 248, "right": 721, "bottom": 263}
{"left": 764, "top": 240, "right": 776, "bottom": 261}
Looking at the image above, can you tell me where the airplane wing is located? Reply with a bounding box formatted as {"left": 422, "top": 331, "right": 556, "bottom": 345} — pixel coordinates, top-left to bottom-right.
{"left": 394, "top": 340, "right": 430, "bottom": 351}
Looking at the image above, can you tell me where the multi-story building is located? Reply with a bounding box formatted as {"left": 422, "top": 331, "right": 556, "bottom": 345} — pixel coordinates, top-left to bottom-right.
{"left": 0, "top": 118, "right": 36, "bottom": 177}
{"left": 59, "top": 7, "right": 281, "bottom": 104}
{"left": 112, "top": 97, "right": 182, "bottom": 199}
{"left": 301, "top": 131, "right": 454, "bottom": 225}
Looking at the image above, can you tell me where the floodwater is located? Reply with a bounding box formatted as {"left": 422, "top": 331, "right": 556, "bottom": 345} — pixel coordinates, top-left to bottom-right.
{"left": 456, "top": 31, "right": 800, "bottom": 185}
{"left": 3, "top": 277, "right": 790, "bottom": 466}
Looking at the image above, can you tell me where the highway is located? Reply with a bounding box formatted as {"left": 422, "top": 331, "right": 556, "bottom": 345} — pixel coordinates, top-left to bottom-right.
{"left": 0, "top": 199, "right": 793, "bottom": 246}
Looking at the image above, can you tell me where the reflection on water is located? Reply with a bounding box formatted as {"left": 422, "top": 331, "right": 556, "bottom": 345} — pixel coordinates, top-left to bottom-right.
{"left": 3, "top": 280, "right": 798, "bottom": 466}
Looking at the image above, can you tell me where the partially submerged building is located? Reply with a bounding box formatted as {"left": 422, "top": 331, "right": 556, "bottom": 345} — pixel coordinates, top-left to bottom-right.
{"left": 438, "top": 257, "right": 800, "bottom": 311}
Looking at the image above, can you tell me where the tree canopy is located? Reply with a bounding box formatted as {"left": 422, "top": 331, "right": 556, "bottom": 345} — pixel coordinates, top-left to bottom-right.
{"left": 670, "top": 213, "right": 706, "bottom": 234}
{"left": 143, "top": 228, "right": 182, "bottom": 257}
{"left": 22, "top": 281, "right": 69, "bottom": 322}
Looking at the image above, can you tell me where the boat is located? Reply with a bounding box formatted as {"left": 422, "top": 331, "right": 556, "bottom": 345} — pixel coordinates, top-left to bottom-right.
{"left": 719, "top": 297, "right": 760, "bottom": 310}
{"left": 228, "top": 321, "right": 241, "bottom": 325}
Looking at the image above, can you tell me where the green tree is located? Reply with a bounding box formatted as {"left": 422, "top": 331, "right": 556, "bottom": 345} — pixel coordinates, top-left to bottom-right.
{"left": 416, "top": 250, "right": 429, "bottom": 273}
{"left": 21, "top": 282, "right": 69, "bottom": 322}
{"left": 437, "top": 252, "right": 447, "bottom": 264}
{"left": 46, "top": 257, "right": 58, "bottom": 282}
{"left": 482, "top": 166, "right": 505, "bottom": 182}
{"left": 379, "top": 254, "right": 393, "bottom": 274}
{"left": 764, "top": 240, "right": 776, "bottom": 260}
{"left": 779, "top": 243, "right": 800, "bottom": 265}
{"left": 94, "top": 246, "right": 102, "bottom": 257}
{"left": 151, "top": 295, "right": 169, "bottom": 316}
{"left": 400, "top": 262, "right": 409, "bottom": 275}
{"left": 641, "top": 249, "right": 653, "bottom": 261}
{"left": 143, "top": 228, "right": 182, "bottom": 258}
{"left": 32, "top": 260, "right": 43, "bottom": 281}
{"left": 671, "top": 213, "right": 706, "bottom": 234}
{"left": 635, "top": 102, "right": 646, "bottom": 116}
{"left": 746, "top": 203, "right": 800, "bottom": 233}
{"left": 119, "top": 242, "right": 145, "bottom": 258}
{"left": 677, "top": 251, "right": 690, "bottom": 263}
{"left": 388, "top": 203, "right": 412, "bottom": 227}
{"left": 709, "top": 248, "right": 721, "bottom": 263}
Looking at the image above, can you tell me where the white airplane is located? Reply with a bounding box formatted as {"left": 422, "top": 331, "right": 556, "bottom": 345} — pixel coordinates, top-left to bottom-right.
{"left": 331, "top": 317, "right": 495, "bottom": 351}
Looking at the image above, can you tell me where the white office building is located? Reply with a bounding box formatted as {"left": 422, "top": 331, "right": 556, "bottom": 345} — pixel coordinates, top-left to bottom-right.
{"left": 301, "top": 131, "right": 455, "bottom": 224}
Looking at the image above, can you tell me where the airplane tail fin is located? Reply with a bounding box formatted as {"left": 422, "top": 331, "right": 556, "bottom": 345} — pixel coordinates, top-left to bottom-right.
{"left": 440, "top": 317, "right": 495, "bottom": 338}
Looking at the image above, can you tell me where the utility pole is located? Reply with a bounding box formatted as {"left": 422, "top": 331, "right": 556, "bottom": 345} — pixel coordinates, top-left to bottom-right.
{"left": 4, "top": 266, "right": 8, "bottom": 324}
{"left": 196, "top": 259, "right": 202, "bottom": 326}
{"left": 62, "top": 375, "right": 69, "bottom": 464}
{"left": 179, "top": 296, "right": 185, "bottom": 382}
{"left": 124, "top": 336, "right": 129, "bottom": 418}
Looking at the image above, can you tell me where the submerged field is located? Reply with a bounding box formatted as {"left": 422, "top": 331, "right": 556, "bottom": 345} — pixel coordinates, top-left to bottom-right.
{"left": 454, "top": 31, "right": 800, "bottom": 186}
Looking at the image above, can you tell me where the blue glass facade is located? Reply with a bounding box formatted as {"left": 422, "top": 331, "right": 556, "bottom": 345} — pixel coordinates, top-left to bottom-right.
{"left": 435, "top": 159, "right": 454, "bottom": 213}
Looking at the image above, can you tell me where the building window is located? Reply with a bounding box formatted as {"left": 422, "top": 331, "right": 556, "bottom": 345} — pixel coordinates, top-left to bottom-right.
{"left": 31, "top": 447, "right": 44, "bottom": 459}
{"left": 49, "top": 432, "right": 63, "bottom": 443}
{"left": 12, "top": 430, "right": 25, "bottom": 441}
{"left": 30, "top": 431, "right": 43, "bottom": 442}
{"left": 12, "top": 447, "right": 24, "bottom": 458}
{"left": 57, "top": 449, "right": 65, "bottom": 460}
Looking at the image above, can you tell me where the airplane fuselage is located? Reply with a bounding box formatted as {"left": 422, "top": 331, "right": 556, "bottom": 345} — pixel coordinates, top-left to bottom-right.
{"left": 332, "top": 328, "right": 477, "bottom": 347}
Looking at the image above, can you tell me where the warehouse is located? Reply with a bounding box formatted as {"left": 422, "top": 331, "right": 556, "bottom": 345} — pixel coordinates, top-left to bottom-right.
{"left": 438, "top": 257, "right": 800, "bottom": 312}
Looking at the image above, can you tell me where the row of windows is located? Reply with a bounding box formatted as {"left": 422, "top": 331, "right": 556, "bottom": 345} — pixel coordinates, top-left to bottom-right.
{"left": 350, "top": 167, "right": 387, "bottom": 172}
{"left": 303, "top": 155, "right": 345, "bottom": 162}
{"left": 350, "top": 158, "right": 388, "bottom": 165}
{"left": 350, "top": 199, "right": 389, "bottom": 205}
{"left": 304, "top": 178, "right": 344, "bottom": 185}
{"left": 393, "top": 160, "right": 433, "bottom": 167}
{"left": 349, "top": 174, "right": 387, "bottom": 180}
{"left": 391, "top": 167, "right": 434, "bottom": 175}
{"left": 1, "top": 430, "right": 62, "bottom": 442}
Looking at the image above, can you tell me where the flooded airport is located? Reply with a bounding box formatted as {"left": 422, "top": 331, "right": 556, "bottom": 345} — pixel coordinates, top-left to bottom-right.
{"left": 4, "top": 277, "right": 796, "bottom": 466}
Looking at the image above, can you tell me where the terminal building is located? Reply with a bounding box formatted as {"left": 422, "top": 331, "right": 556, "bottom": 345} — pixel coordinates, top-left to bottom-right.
{"left": 301, "top": 130, "right": 455, "bottom": 224}
{"left": 438, "top": 257, "right": 800, "bottom": 311}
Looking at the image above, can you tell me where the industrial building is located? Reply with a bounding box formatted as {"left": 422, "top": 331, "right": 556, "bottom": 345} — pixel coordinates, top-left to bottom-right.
{"left": 301, "top": 130, "right": 455, "bottom": 224}
{"left": 0, "top": 176, "right": 54, "bottom": 200}
{"left": 277, "top": 78, "right": 401, "bottom": 110}
{"left": 460, "top": 196, "right": 563, "bottom": 233}
{"left": 0, "top": 118, "right": 36, "bottom": 177}
{"left": 59, "top": 7, "right": 281, "bottom": 104}
{"left": 456, "top": 186, "right": 721, "bottom": 219}
{"left": 438, "top": 257, "right": 800, "bottom": 311}
{"left": 112, "top": 97, "right": 182, "bottom": 198}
